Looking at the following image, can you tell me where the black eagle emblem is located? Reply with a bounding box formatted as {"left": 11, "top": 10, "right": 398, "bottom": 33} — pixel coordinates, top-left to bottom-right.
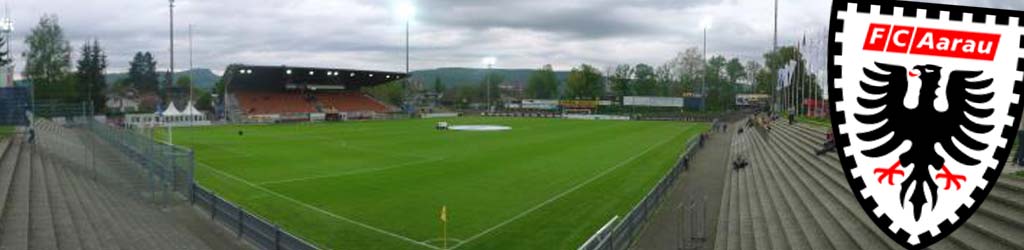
{"left": 854, "top": 62, "right": 995, "bottom": 221}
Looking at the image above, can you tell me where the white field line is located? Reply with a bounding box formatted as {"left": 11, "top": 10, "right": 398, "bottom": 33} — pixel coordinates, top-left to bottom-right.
{"left": 258, "top": 157, "right": 447, "bottom": 185}
{"left": 421, "top": 237, "right": 465, "bottom": 244}
{"left": 197, "top": 162, "right": 442, "bottom": 250}
{"left": 450, "top": 131, "right": 687, "bottom": 249}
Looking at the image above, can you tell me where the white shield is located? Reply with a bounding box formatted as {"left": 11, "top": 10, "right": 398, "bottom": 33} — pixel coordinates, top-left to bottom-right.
{"left": 828, "top": 0, "right": 1024, "bottom": 249}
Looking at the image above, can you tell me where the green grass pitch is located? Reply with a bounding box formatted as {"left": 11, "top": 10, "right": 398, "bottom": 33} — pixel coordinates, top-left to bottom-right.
{"left": 169, "top": 117, "right": 707, "bottom": 249}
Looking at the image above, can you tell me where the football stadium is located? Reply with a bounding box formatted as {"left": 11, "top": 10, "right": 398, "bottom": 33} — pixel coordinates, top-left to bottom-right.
{"left": 1, "top": 0, "right": 1024, "bottom": 250}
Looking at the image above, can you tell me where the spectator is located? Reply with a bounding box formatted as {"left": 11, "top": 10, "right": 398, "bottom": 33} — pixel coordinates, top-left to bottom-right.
{"left": 816, "top": 130, "right": 836, "bottom": 156}
{"left": 28, "top": 128, "right": 35, "bottom": 144}
{"left": 733, "top": 155, "right": 749, "bottom": 170}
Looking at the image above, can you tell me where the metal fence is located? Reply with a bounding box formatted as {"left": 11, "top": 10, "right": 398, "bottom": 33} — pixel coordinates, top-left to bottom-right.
{"left": 578, "top": 136, "right": 702, "bottom": 250}
{"left": 86, "top": 118, "right": 194, "bottom": 203}
{"left": 191, "top": 184, "right": 319, "bottom": 250}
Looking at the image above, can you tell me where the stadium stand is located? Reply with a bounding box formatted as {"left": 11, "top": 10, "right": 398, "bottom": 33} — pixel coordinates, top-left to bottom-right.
{"left": 0, "top": 137, "right": 218, "bottom": 249}
{"left": 714, "top": 120, "right": 1024, "bottom": 250}
{"left": 222, "top": 65, "right": 405, "bottom": 121}
{"left": 316, "top": 92, "right": 392, "bottom": 113}
{"left": 236, "top": 91, "right": 316, "bottom": 115}
{"left": 0, "top": 118, "right": 254, "bottom": 250}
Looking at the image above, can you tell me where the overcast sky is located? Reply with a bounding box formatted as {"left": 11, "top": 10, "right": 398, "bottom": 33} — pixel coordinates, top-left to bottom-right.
{"left": 6, "top": 0, "right": 1021, "bottom": 76}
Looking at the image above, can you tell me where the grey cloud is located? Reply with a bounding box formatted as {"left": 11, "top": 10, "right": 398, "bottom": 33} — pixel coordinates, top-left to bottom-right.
{"left": 9, "top": 0, "right": 1021, "bottom": 78}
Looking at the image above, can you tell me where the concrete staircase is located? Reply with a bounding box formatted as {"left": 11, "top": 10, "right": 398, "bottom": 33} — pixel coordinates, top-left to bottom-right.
{"left": 0, "top": 137, "right": 215, "bottom": 249}
{"left": 713, "top": 121, "right": 1024, "bottom": 250}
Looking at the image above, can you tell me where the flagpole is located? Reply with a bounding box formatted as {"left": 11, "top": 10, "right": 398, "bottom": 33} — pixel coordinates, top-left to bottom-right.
{"left": 441, "top": 205, "right": 448, "bottom": 250}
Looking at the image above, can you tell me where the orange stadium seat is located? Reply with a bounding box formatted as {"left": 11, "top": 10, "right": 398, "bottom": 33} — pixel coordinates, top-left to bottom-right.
{"left": 315, "top": 92, "right": 391, "bottom": 113}
{"left": 236, "top": 92, "right": 316, "bottom": 115}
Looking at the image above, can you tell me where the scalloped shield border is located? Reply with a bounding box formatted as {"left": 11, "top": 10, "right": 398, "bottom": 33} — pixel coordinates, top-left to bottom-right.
{"left": 827, "top": 0, "right": 1024, "bottom": 249}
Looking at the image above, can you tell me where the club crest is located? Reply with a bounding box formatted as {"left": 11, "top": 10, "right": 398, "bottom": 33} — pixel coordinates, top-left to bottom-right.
{"left": 828, "top": 0, "right": 1024, "bottom": 248}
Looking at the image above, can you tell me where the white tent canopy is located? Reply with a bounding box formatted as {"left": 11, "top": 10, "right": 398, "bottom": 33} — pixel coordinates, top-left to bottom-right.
{"left": 129, "top": 101, "right": 211, "bottom": 129}
{"left": 161, "top": 102, "right": 182, "bottom": 116}
{"left": 182, "top": 102, "right": 203, "bottom": 116}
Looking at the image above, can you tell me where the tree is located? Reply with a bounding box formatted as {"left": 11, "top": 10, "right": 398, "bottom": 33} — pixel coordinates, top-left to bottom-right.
{"left": 75, "top": 39, "right": 107, "bottom": 112}
{"left": 655, "top": 63, "right": 676, "bottom": 96}
{"left": 176, "top": 75, "right": 192, "bottom": 88}
{"left": 725, "top": 58, "right": 746, "bottom": 84}
{"left": 565, "top": 64, "right": 603, "bottom": 99}
{"left": 195, "top": 89, "right": 214, "bottom": 111}
{"left": 0, "top": 35, "right": 11, "bottom": 67}
{"left": 608, "top": 64, "right": 633, "bottom": 97}
{"left": 450, "top": 84, "right": 480, "bottom": 108}
{"left": 128, "top": 51, "right": 159, "bottom": 93}
{"left": 480, "top": 71, "right": 504, "bottom": 104}
{"left": 432, "top": 77, "right": 446, "bottom": 94}
{"left": 24, "top": 14, "right": 73, "bottom": 101}
{"left": 745, "top": 61, "right": 763, "bottom": 93}
{"left": 668, "top": 47, "right": 704, "bottom": 94}
{"left": 364, "top": 82, "right": 405, "bottom": 106}
{"left": 633, "top": 64, "right": 657, "bottom": 96}
{"left": 526, "top": 64, "right": 559, "bottom": 99}
{"left": 762, "top": 46, "right": 821, "bottom": 112}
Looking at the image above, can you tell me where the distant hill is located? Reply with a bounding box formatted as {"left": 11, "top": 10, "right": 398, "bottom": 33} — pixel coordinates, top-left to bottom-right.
{"left": 18, "top": 67, "right": 578, "bottom": 90}
{"left": 106, "top": 68, "right": 220, "bottom": 90}
{"left": 409, "top": 67, "right": 570, "bottom": 87}
{"left": 14, "top": 68, "right": 221, "bottom": 91}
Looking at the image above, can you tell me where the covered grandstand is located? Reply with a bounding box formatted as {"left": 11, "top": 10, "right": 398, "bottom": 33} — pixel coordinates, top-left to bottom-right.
{"left": 221, "top": 65, "right": 407, "bottom": 122}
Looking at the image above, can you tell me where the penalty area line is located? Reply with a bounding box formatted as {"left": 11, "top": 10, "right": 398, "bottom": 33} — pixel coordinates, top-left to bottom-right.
{"left": 197, "top": 162, "right": 442, "bottom": 250}
{"left": 450, "top": 131, "right": 687, "bottom": 249}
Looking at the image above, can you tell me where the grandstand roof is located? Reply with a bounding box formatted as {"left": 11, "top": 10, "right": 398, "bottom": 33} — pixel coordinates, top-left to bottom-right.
{"left": 223, "top": 64, "right": 408, "bottom": 92}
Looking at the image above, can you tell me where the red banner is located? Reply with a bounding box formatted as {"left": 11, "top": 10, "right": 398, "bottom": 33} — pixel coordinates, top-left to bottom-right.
{"left": 863, "top": 23, "right": 1001, "bottom": 61}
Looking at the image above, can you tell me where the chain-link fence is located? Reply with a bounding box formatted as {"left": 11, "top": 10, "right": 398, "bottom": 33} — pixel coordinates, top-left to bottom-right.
{"left": 86, "top": 118, "right": 194, "bottom": 204}
{"left": 578, "top": 137, "right": 702, "bottom": 250}
{"left": 28, "top": 100, "right": 193, "bottom": 206}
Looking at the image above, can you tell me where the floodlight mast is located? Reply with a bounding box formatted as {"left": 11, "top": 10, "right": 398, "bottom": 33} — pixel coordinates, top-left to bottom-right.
{"left": 396, "top": 2, "right": 415, "bottom": 109}
{"left": 701, "top": 17, "right": 712, "bottom": 112}
{"left": 483, "top": 57, "right": 496, "bottom": 112}
{"left": 167, "top": 0, "right": 174, "bottom": 144}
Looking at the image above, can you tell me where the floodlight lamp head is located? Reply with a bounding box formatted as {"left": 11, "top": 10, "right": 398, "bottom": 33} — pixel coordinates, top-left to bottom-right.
{"left": 397, "top": 2, "right": 416, "bottom": 21}
{"left": 482, "top": 57, "right": 497, "bottom": 66}
{"left": 701, "top": 16, "right": 713, "bottom": 29}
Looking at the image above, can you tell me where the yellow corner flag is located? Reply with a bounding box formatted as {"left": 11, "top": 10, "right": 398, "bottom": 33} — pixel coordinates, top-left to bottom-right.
{"left": 440, "top": 205, "right": 449, "bottom": 249}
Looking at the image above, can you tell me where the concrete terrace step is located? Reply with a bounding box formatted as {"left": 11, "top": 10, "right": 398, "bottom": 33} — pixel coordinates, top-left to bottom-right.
{"left": 754, "top": 132, "right": 850, "bottom": 249}
{"left": 29, "top": 148, "right": 60, "bottom": 249}
{"left": 716, "top": 129, "right": 749, "bottom": 250}
{"left": 743, "top": 132, "right": 795, "bottom": 250}
{"left": 43, "top": 156, "right": 87, "bottom": 250}
{"left": 68, "top": 162, "right": 158, "bottom": 250}
{"left": 746, "top": 132, "right": 811, "bottom": 249}
{"left": 76, "top": 160, "right": 212, "bottom": 250}
{"left": 51, "top": 155, "right": 105, "bottom": 250}
{"left": 725, "top": 137, "right": 742, "bottom": 250}
{"left": 744, "top": 139, "right": 771, "bottom": 250}
{"left": 739, "top": 157, "right": 756, "bottom": 250}
{"left": 0, "top": 141, "right": 32, "bottom": 249}
{"left": 749, "top": 133, "right": 828, "bottom": 249}
{"left": 54, "top": 157, "right": 123, "bottom": 250}
{"left": 0, "top": 138, "right": 19, "bottom": 220}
